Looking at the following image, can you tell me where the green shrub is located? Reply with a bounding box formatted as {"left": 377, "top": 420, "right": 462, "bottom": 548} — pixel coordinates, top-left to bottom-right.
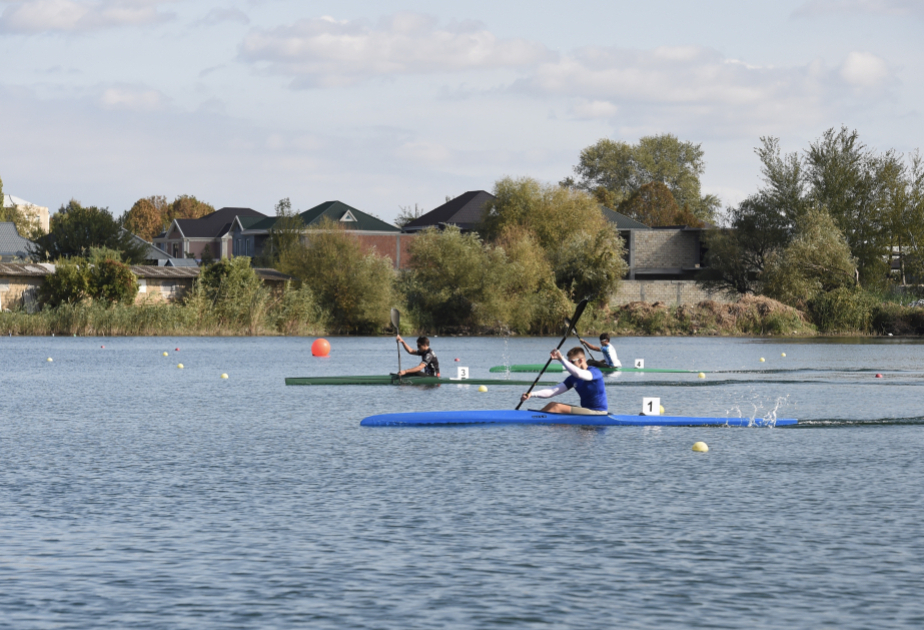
{"left": 809, "top": 287, "right": 876, "bottom": 333}
{"left": 89, "top": 259, "right": 138, "bottom": 304}
{"left": 39, "top": 259, "right": 90, "bottom": 307}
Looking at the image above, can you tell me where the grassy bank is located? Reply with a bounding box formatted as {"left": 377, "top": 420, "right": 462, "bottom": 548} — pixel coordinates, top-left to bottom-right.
{"left": 0, "top": 298, "right": 326, "bottom": 337}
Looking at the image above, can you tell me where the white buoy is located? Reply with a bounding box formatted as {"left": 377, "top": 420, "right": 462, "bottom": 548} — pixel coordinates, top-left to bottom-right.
{"left": 692, "top": 442, "right": 709, "bottom": 452}
{"left": 759, "top": 357, "right": 765, "bottom": 363}
{"left": 478, "top": 385, "right": 487, "bottom": 392}
{"left": 781, "top": 352, "right": 786, "bottom": 357}
{"left": 47, "top": 357, "right": 53, "bottom": 362}
{"left": 221, "top": 373, "right": 228, "bottom": 379}
{"left": 163, "top": 352, "right": 168, "bottom": 356}
{"left": 698, "top": 372, "right": 706, "bottom": 379}
{"left": 177, "top": 363, "right": 184, "bottom": 369}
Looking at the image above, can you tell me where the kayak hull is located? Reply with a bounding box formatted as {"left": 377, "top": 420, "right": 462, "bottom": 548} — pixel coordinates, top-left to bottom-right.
{"left": 360, "top": 409, "right": 797, "bottom": 427}
{"left": 489, "top": 364, "right": 701, "bottom": 374}
{"left": 285, "top": 375, "right": 558, "bottom": 386}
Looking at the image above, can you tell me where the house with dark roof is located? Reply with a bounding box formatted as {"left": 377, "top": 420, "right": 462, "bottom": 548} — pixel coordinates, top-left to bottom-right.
{"left": 232, "top": 200, "right": 410, "bottom": 268}
{"left": 401, "top": 191, "right": 495, "bottom": 233}
{"left": 152, "top": 207, "right": 267, "bottom": 261}
{"left": 0, "top": 222, "right": 36, "bottom": 261}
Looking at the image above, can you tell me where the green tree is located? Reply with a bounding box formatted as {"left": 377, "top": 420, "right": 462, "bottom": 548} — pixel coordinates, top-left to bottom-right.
{"left": 33, "top": 200, "right": 148, "bottom": 263}
{"left": 260, "top": 198, "right": 304, "bottom": 267}
{"left": 617, "top": 181, "right": 705, "bottom": 227}
{"left": 277, "top": 220, "right": 395, "bottom": 333}
{"left": 197, "top": 257, "right": 270, "bottom": 332}
{"left": 88, "top": 259, "right": 138, "bottom": 304}
{"left": 38, "top": 259, "right": 91, "bottom": 307}
{"left": 395, "top": 203, "right": 425, "bottom": 228}
{"left": 122, "top": 195, "right": 169, "bottom": 241}
{"left": 698, "top": 195, "right": 792, "bottom": 295}
{"left": 563, "top": 134, "right": 720, "bottom": 222}
{"left": 762, "top": 208, "right": 858, "bottom": 310}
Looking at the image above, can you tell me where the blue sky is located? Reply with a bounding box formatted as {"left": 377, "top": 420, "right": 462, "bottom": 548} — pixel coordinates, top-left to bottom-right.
{"left": 1, "top": 0, "right": 921, "bottom": 223}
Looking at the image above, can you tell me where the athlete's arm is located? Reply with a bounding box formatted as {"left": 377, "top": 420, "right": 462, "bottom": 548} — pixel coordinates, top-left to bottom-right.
{"left": 399, "top": 362, "right": 427, "bottom": 376}
{"left": 581, "top": 338, "right": 602, "bottom": 352}
{"left": 521, "top": 383, "right": 568, "bottom": 402}
{"left": 561, "top": 358, "right": 593, "bottom": 381}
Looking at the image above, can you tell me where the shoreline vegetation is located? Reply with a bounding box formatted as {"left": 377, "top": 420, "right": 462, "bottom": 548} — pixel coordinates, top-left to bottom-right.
{"left": 3, "top": 294, "right": 924, "bottom": 338}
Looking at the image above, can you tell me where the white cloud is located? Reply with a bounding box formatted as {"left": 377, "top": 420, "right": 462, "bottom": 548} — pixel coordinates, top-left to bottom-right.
{"left": 195, "top": 7, "right": 249, "bottom": 27}
{"left": 793, "top": 0, "right": 924, "bottom": 17}
{"left": 99, "top": 85, "right": 168, "bottom": 111}
{"left": 238, "top": 12, "right": 556, "bottom": 88}
{"left": 839, "top": 51, "right": 891, "bottom": 88}
{"left": 514, "top": 45, "right": 897, "bottom": 137}
{"left": 0, "top": 0, "right": 174, "bottom": 34}
{"left": 395, "top": 140, "right": 452, "bottom": 164}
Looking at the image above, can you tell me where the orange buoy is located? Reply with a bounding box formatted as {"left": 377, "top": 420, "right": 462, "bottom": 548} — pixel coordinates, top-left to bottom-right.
{"left": 311, "top": 338, "right": 331, "bottom": 357}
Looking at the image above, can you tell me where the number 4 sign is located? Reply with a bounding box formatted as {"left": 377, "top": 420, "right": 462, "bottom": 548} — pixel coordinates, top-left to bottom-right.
{"left": 642, "top": 397, "right": 661, "bottom": 416}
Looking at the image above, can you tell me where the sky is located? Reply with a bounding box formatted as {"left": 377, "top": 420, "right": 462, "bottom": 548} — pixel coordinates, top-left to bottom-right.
{"left": 1, "top": 0, "right": 922, "bottom": 224}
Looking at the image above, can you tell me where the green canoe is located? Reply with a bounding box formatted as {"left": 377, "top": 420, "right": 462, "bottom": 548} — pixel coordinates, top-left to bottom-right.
{"left": 489, "top": 364, "right": 703, "bottom": 374}
{"left": 285, "top": 375, "right": 560, "bottom": 386}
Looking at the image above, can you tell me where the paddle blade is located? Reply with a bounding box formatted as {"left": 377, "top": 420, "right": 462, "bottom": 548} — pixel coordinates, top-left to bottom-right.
{"left": 390, "top": 308, "right": 401, "bottom": 333}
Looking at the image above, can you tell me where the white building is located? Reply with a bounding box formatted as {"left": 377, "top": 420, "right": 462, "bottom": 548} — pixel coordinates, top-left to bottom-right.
{"left": 2, "top": 194, "right": 49, "bottom": 233}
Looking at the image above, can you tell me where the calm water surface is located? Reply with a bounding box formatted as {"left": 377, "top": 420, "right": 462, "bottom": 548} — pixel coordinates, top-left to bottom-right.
{"left": 2, "top": 335, "right": 924, "bottom": 629}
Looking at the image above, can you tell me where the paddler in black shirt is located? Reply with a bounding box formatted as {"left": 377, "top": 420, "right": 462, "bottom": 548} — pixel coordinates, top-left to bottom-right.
{"left": 396, "top": 335, "right": 440, "bottom": 377}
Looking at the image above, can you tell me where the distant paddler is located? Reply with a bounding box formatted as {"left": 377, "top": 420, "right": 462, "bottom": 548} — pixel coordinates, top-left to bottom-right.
{"left": 396, "top": 335, "right": 441, "bottom": 378}
{"left": 520, "top": 347, "right": 608, "bottom": 415}
{"left": 579, "top": 332, "right": 621, "bottom": 369}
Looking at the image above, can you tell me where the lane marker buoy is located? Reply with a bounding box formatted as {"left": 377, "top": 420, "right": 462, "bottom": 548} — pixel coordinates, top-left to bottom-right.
{"left": 760, "top": 357, "right": 765, "bottom": 362}
{"left": 47, "top": 357, "right": 53, "bottom": 362}
{"left": 876, "top": 373, "right": 882, "bottom": 378}
{"left": 781, "top": 352, "right": 786, "bottom": 357}
{"left": 163, "top": 352, "right": 168, "bottom": 356}
{"left": 698, "top": 372, "right": 705, "bottom": 379}
{"left": 312, "top": 338, "right": 330, "bottom": 357}
{"left": 221, "top": 373, "right": 228, "bottom": 379}
{"left": 478, "top": 385, "right": 487, "bottom": 392}
{"left": 177, "top": 363, "right": 184, "bottom": 369}
{"left": 692, "top": 442, "right": 709, "bottom": 452}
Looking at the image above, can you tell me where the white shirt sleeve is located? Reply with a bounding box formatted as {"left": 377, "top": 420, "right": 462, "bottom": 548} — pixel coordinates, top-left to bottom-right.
{"left": 530, "top": 383, "right": 569, "bottom": 398}
{"left": 561, "top": 357, "right": 593, "bottom": 381}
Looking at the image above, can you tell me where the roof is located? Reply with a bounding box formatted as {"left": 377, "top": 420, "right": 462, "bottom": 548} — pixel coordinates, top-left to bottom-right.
{"left": 247, "top": 201, "right": 400, "bottom": 233}
{"left": 0, "top": 222, "right": 36, "bottom": 258}
{"left": 2, "top": 194, "right": 44, "bottom": 209}
{"left": 0, "top": 261, "right": 290, "bottom": 283}
{"left": 0, "top": 262, "right": 54, "bottom": 276}
{"left": 601, "top": 208, "right": 650, "bottom": 230}
{"left": 402, "top": 190, "right": 495, "bottom": 232}
{"left": 172, "top": 207, "right": 268, "bottom": 239}
{"left": 161, "top": 258, "right": 200, "bottom": 267}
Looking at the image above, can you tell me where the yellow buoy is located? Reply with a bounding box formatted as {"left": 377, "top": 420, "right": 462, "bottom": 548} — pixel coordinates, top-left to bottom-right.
{"left": 781, "top": 352, "right": 786, "bottom": 357}
{"left": 478, "top": 385, "right": 488, "bottom": 392}
{"left": 659, "top": 405, "right": 665, "bottom": 415}
{"left": 698, "top": 372, "right": 705, "bottom": 379}
{"left": 47, "top": 357, "right": 53, "bottom": 362}
{"left": 177, "top": 363, "right": 184, "bottom": 369}
{"left": 163, "top": 352, "right": 169, "bottom": 356}
{"left": 221, "top": 373, "right": 229, "bottom": 379}
{"left": 692, "top": 441, "right": 709, "bottom": 452}
{"left": 759, "top": 357, "right": 765, "bottom": 362}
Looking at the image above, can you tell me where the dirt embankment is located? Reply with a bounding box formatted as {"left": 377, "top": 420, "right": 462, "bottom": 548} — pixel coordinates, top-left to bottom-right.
{"left": 612, "top": 295, "right": 815, "bottom": 336}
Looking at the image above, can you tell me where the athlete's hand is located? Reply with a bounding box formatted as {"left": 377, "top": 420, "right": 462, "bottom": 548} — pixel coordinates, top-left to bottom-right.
{"left": 550, "top": 349, "right": 563, "bottom": 361}
{"left": 520, "top": 392, "right": 531, "bottom": 402}
{"left": 398, "top": 369, "right": 405, "bottom": 376}
{"left": 396, "top": 334, "right": 404, "bottom": 343}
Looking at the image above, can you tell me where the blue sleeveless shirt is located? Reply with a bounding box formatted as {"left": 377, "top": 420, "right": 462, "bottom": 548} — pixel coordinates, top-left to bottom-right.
{"left": 563, "top": 367, "right": 608, "bottom": 411}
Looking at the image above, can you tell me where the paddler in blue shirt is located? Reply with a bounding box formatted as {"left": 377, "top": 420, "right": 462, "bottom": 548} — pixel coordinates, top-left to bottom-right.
{"left": 579, "top": 332, "right": 621, "bottom": 369}
{"left": 396, "top": 335, "right": 440, "bottom": 377}
{"left": 520, "top": 347, "right": 608, "bottom": 415}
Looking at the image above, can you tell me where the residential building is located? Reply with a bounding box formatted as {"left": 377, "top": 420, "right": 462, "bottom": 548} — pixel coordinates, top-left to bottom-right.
{"left": 0, "top": 222, "right": 36, "bottom": 261}
{"left": 401, "top": 190, "right": 495, "bottom": 233}
{"left": 232, "top": 200, "right": 411, "bottom": 269}
{"left": 1, "top": 194, "right": 49, "bottom": 233}
{"left": 153, "top": 207, "right": 267, "bottom": 261}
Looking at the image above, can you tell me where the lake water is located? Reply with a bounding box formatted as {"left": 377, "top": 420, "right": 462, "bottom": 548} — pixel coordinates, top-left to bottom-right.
{"left": 2, "top": 335, "right": 924, "bottom": 629}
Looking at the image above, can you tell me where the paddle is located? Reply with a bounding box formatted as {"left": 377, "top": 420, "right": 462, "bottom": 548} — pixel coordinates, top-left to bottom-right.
{"left": 565, "top": 317, "right": 597, "bottom": 362}
{"left": 516, "top": 298, "right": 589, "bottom": 410}
{"left": 390, "top": 308, "right": 402, "bottom": 382}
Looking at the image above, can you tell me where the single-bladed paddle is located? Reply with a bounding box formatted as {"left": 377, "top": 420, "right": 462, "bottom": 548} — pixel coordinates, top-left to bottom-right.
{"left": 390, "top": 308, "right": 402, "bottom": 381}
{"left": 565, "top": 317, "right": 597, "bottom": 362}
{"left": 516, "top": 298, "right": 589, "bottom": 410}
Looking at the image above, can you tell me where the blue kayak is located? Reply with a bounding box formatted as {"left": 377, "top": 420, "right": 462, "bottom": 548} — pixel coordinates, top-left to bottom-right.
{"left": 360, "top": 409, "right": 797, "bottom": 427}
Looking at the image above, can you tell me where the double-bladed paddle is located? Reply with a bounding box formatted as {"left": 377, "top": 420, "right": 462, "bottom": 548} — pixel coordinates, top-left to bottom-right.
{"left": 516, "top": 298, "right": 589, "bottom": 410}
{"left": 565, "top": 317, "right": 597, "bottom": 362}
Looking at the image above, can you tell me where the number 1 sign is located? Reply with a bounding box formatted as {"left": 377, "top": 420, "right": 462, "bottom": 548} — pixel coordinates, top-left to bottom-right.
{"left": 642, "top": 397, "right": 661, "bottom": 416}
